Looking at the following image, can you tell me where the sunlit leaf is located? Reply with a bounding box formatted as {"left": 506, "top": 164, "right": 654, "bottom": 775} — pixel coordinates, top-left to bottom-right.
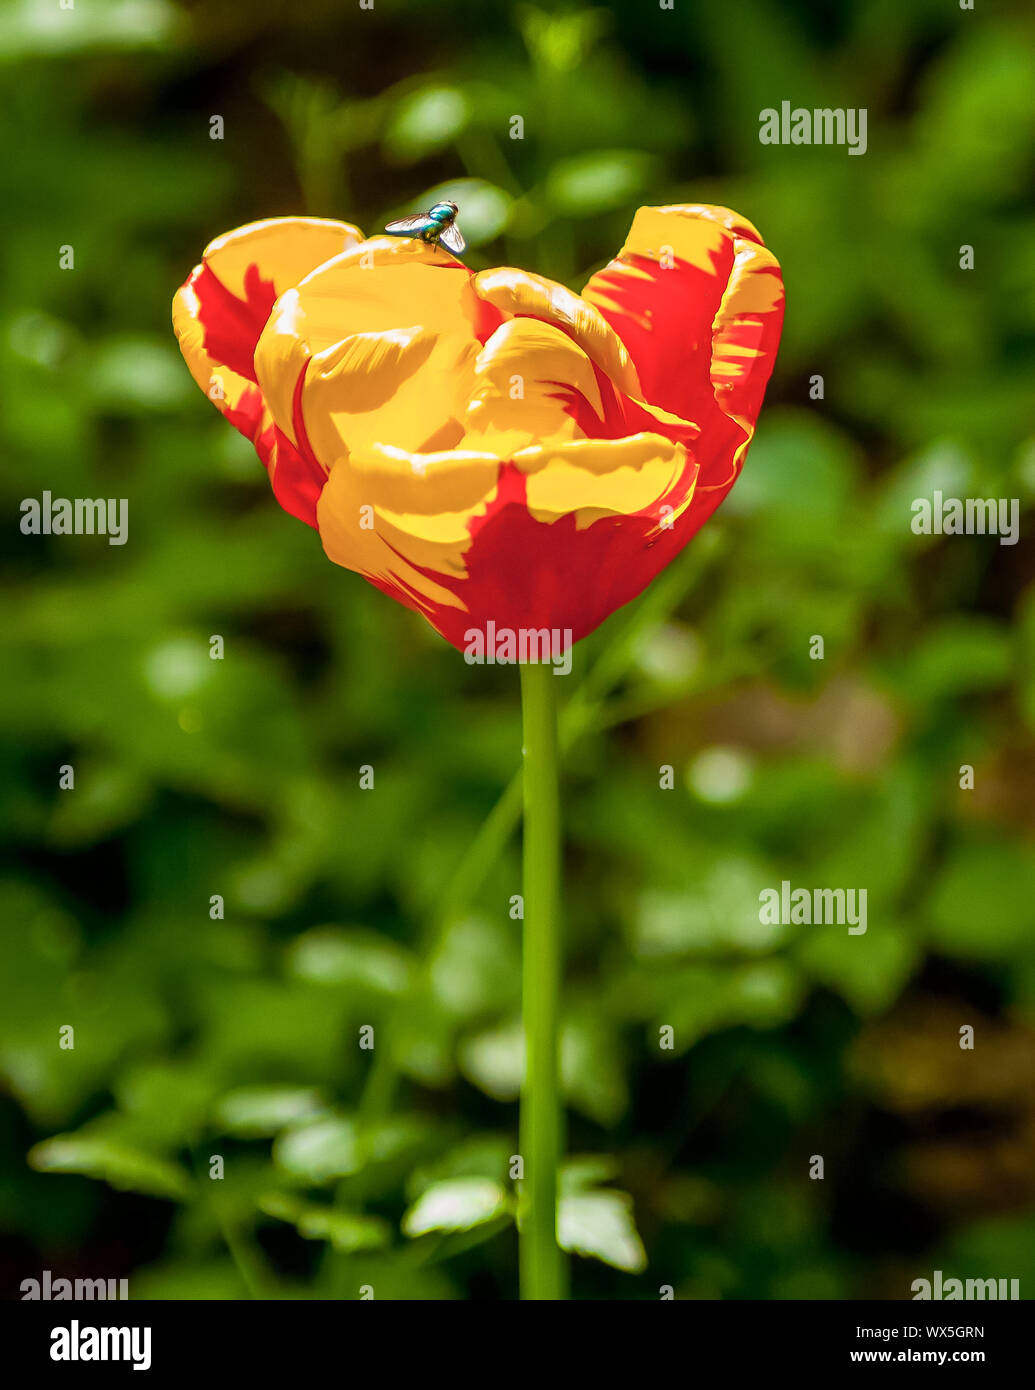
{"left": 558, "top": 1190, "right": 646, "bottom": 1273}
{"left": 286, "top": 926, "right": 413, "bottom": 995}
{"left": 0, "top": 0, "right": 181, "bottom": 60}
{"left": 457, "top": 1019, "right": 523, "bottom": 1099}
{"left": 214, "top": 1086, "right": 327, "bottom": 1138}
{"left": 273, "top": 1117, "right": 361, "bottom": 1183}
{"left": 29, "top": 1131, "right": 190, "bottom": 1202}
{"left": 384, "top": 86, "right": 469, "bottom": 161}
{"left": 408, "top": 1136, "right": 513, "bottom": 1201}
{"left": 402, "top": 1178, "right": 509, "bottom": 1237}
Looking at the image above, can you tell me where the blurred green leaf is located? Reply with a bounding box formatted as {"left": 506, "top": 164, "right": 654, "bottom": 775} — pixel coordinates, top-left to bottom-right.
{"left": 384, "top": 86, "right": 469, "bottom": 162}
{"left": 545, "top": 151, "right": 654, "bottom": 216}
{"left": 285, "top": 926, "right": 414, "bottom": 995}
{"left": 928, "top": 840, "right": 1035, "bottom": 960}
{"left": 796, "top": 919, "right": 918, "bottom": 1016}
{"left": 214, "top": 1086, "right": 327, "bottom": 1139}
{"left": 518, "top": 5, "right": 610, "bottom": 73}
{"left": 558, "top": 1190, "right": 646, "bottom": 1273}
{"left": 115, "top": 1061, "right": 217, "bottom": 1148}
{"left": 899, "top": 619, "right": 1013, "bottom": 702}
{"left": 46, "top": 762, "right": 152, "bottom": 847}
{"left": 260, "top": 1194, "right": 390, "bottom": 1253}
{"left": 29, "top": 1128, "right": 190, "bottom": 1202}
{"left": 0, "top": 0, "right": 181, "bottom": 60}
{"left": 86, "top": 338, "right": 193, "bottom": 413}
{"left": 273, "top": 1117, "right": 361, "bottom": 1184}
{"left": 402, "top": 1178, "right": 509, "bottom": 1237}
{"left": 429, "top": 914, "right": 520, "bottom": 1017}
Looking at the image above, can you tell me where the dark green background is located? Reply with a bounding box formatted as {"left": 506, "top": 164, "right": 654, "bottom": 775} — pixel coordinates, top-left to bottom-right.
{"left": 2, "top": 0, "right": 1034, "bottom": 1299}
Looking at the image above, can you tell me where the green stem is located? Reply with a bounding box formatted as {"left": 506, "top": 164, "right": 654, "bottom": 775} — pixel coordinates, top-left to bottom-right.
{"left": 518, "top": 660, "right": 566, "bottom": 1301}
{"left": 358, "top": 539, "right": 726, "bottom": 1130}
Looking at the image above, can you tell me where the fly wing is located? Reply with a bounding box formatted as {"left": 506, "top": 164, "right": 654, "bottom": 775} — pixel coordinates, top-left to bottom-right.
{"left": 384, "top": 214, "right": 434, "bottom": 235}
{"left": 439, "top": 221, "right": 467, "bottom": 255}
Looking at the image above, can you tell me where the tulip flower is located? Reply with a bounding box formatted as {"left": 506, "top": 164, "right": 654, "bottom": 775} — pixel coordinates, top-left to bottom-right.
{"left": 173, "top": 204, "right": 783, "bottom": 1299}
{"left": 173, "top": 205, "right": 783, "bottom": 657}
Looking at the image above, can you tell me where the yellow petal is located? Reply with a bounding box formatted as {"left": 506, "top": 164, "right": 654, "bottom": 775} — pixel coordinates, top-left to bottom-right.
{"left": 316, "top": 443, "right": 502, "bottom": 614}
{"left": 461, "top": 317, "right": 602, "bottom": 455}
{"left": 254, "top": 238, "right": 483, "bottom": 463}
{"left": 472, "top": 267, "right": 642, "bottom": 400}
{"left": 513, "top": 432, "right": 693, "bottom": 531}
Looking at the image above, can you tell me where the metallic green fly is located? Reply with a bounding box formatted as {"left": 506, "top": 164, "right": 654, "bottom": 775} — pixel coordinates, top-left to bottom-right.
{"left": 384, "top": 200, "right": 467, "bottom": 255}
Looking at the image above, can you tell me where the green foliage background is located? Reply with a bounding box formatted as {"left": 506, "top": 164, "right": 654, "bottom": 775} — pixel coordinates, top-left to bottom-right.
{"left": 2, "top": 0, "right": 1034, "bottom": 1299}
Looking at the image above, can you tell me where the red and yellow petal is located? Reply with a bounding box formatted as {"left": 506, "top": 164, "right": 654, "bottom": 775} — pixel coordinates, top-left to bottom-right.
{"left": 172, "top": 216, "right": 364, "bottom": 394}
{"left": 172, "top": 217, "right": 364, "bottom": 525}
{"left": 583, "top": 204, "right": 784, "bottom": 504}
{"left": 315, "top": 429, "right": 697, "bottom": 654}
{"left": 315, "top": 441, "right": 502, "bottom": 618}
{"left": 432, "top": 431, "right": 697, "bottom": 653}
{"left": 464, "top": 284, "right": 701, "bottom": 457}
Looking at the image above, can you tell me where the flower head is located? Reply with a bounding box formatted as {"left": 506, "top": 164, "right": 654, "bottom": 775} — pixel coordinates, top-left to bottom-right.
{"left": 173, "top": 205, "right": 783, "bottom": 655}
